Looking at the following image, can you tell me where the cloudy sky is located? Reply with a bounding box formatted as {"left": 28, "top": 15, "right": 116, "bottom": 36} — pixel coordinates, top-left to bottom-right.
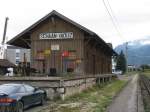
{"left": 0, "top": 0, "right": 150, "bottom": 47}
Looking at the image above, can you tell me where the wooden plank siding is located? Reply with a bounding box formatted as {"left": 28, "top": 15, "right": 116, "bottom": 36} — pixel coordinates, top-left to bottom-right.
{"left": 83, "top": 37, "right": 112, "bottom": 75}
{"left": 7, "top": 10, "right": 115, "bottom": 76}
{"left": 30, "top": 16, "right": 85, "bottom": 75}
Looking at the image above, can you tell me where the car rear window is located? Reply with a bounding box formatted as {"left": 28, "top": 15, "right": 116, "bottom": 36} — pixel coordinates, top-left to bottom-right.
{"left": 0, "top": 85, "right": 20, "bottom": 94}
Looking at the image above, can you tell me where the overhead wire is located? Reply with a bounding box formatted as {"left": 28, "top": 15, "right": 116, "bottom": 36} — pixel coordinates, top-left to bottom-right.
{"left": 102, "top": 0, "right": 123, "bottom": 40}
{"left": 105, "top": 0, "right": 121, "bottom": 29}
{"left": 102, "top": 0, "right": 128, "bottom": 51}
{"left": 102, "top": 0, "right": 130, "bottom": 68}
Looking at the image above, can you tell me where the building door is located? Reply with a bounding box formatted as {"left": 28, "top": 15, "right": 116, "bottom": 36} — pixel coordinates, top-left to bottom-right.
{"left": 92, "top": 55, "right": 96, "bottom": 74}
{"left": 42, "top": 60, "right": 45, "bottom": 73}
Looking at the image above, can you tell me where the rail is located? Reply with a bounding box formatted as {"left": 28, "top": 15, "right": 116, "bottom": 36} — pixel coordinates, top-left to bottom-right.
{"left": 140, "top": 74, "right": 150, "bottom": 96}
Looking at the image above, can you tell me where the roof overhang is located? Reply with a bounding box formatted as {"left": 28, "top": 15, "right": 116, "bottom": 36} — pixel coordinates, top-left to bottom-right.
{"left": 7, "top": 10, "right": 117, "bottom": 55}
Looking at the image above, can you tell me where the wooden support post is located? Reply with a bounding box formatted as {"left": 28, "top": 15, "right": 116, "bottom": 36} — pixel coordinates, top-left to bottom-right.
{"left": 106, "top": 77, "right": 108, "bottom": 83}
{"left": 107, "top": 77, "right": 109, "bottom": 82}
{"left": 103, "top": 78, "right": 105, "bottom": 83}
{"left": 109, "top": 77, "right": 111, "bottom": 82}
{"left": 61, "top": 94, "right": 65, "bottom": 101}
{"left": 98, "top": 77, "right": 100, "bottom": 85}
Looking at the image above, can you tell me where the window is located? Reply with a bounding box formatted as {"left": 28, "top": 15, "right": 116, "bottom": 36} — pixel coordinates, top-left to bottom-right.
{"left": 0, "top": 85, "right": 19, "bottom": 94}
{"left": 16, "top": 59, "right": 20, "bottom": 65}
{"left": 24, "top": 85, "right": 35, "bottom": 92}
{"left": 16, "top": 52, "right": 20, "bottom": 57}
{"left": 17, "top": 86, "right": 26, "bottom": 93}
{"left": 16, "top": 49, "right": 20, "bottom": 53}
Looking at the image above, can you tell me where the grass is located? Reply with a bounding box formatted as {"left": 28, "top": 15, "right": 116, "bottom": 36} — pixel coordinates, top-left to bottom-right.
{"left": 46, "top": 79, "right": 127, "bottom": 112}
{"left": 143, "top": 98, "right": 150, "bottom": 112}
{"left": 140, "top": 69, "right": 150, "bottom": 78}
{"left": 125, "top": 71, "right": 138, "bottom": 76}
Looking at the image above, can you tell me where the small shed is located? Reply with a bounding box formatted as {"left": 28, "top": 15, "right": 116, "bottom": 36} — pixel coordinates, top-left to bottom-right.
{"left": 0, "top": 59, "right": 16, "bottom": 75}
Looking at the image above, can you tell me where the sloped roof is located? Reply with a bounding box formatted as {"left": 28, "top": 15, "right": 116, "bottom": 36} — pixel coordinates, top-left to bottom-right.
{"left": 7, "top": 10, "right": 117, "bottom": 55}
{"left": 0, "top": 59, "right": 16, "bottom": 67}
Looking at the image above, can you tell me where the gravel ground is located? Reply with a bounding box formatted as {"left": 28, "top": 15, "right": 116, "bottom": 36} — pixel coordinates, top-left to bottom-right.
{"left": 25, "top": 102, "right": 51, "bottom": 112}
{"left": 107, "top": 74, "right": 139, "bottom": 112}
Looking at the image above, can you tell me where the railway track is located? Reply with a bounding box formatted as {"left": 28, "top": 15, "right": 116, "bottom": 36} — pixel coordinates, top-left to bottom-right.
{"left": 140, "top": 75, "right": 150, "bottom": 96}
{"left": 140, "top": 74, "right": 150, "bottom": 111}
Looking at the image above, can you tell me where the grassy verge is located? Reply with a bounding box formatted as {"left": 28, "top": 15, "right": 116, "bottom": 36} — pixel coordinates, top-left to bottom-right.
{"left": 143, "top": 96, "right": 150, "bottom": 112}
{"left": 44, "top": 79, "right": 127, "bottom": 112}
{"left": 125, "top": 71, "right": 138, "bottom": 76}
{"left": 141, "top": 70, "right": 150, "bottom": 78}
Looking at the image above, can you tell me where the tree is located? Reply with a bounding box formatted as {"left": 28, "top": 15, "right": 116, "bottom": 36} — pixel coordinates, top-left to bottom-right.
{"left": 140, "top": 64, "right": 150, "bottom": 71}
{"left": 116, "top": 50, "right": 127, "bottom": 74}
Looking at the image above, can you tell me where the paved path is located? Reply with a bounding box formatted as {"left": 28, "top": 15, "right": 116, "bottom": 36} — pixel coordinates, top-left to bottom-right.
{"left": 107, "top": 74, "right": 139, "bottom": 112}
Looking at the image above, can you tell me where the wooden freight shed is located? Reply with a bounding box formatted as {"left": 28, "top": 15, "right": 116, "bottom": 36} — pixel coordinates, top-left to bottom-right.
{"left": 7, "top": 10, "right": 117, "bottom": 76}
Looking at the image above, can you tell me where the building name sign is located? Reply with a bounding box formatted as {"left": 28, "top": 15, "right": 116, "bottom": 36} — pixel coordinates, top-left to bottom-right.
{"left": 39, "top": 32, "right": 73, "bottom": 39}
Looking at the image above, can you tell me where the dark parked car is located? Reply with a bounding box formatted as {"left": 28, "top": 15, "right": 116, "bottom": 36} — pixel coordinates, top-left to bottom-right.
{"left": 0, "top": 83, "right": 47, "bottom": 112}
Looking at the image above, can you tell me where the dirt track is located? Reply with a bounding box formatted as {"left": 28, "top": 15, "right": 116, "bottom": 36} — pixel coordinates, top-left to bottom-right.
{"left": 107, "top": 74, "right": 140, "bottom": 112}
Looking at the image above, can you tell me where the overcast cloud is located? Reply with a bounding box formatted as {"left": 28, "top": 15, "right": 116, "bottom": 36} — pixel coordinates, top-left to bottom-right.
{"left": 0, "top": 0, "right": 150, "bottom": 47}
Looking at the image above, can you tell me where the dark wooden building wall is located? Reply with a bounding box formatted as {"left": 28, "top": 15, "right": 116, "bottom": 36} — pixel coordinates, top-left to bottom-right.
{"left": 83, "top": 37, "right": 112, "bottom": 75}
{"left": 30, "top": 16, "right": 84, "bottom": 75}
{"left": 26, "top": 15, "right": 112, "bottom": 75}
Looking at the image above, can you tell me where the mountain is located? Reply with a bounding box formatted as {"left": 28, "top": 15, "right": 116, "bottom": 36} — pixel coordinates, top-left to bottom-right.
{"left": 114, "top": 38, "right": 150, "bottom": 65}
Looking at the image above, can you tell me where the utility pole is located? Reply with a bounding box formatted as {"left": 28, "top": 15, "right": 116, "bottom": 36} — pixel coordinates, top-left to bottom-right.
{"left": 0, "top": 17, "right": 9, "bottom": 59}
{"left": 2, "top": 17, "right": 9, "bottom": 44}
{"left": 125, "top": 42, "right": 128, "bottom": 73}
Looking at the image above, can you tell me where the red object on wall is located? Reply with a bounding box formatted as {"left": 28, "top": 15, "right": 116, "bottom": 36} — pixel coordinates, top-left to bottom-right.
{"left": 62, "top": 51, "right": 69, "bottom": 57}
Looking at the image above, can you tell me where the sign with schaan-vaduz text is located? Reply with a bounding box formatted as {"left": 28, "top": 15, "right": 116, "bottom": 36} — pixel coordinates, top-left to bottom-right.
{"left": 39, "top": 32, "right": 73, "bottom": 39}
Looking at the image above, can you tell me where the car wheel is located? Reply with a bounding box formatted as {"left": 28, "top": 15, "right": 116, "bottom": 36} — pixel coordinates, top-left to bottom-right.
{"left": 17, "top": 101, "right": 24, "bottom": 112}
{"left": 40, "top": 95, "right": 46, "bottom": 105}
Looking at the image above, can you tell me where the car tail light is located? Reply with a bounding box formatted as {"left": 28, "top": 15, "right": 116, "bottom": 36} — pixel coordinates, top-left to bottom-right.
{"left": 0, "top": 98, "right": 16, "bottom": 103}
